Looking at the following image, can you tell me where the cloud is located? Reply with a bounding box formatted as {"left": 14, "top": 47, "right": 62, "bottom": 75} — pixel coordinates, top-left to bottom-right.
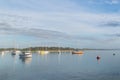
{"left": 105, "top": 0, "right": 120, "bottom": 4}
{"left": 89, "top": 0, "right": 120, "bottom": 5}
{"left": 1, "top": 10, "right": 120, "bottom": 39}
{"left": 107, "top": 33, "right": 120, "bottom": 37}
{"left": 0, "top": 0, "right": 120, "bottom": 48}
{"left": 0, "top": 0, "right": 120, "bottom": 35}
{"left": 0, "top": 22, "right": 70, "bottom": 39}
{"left": 101, "top": 21, "right": 120, "bottom": 27}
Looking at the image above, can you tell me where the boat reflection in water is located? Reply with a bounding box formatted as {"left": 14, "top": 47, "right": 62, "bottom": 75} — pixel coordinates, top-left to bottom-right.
{"left": 0, "top": 51, "right": 10, "bottom": 57}
{"left": 96, "top": 56, "right": 101, "bottom": 63}
{"left": 20, "top": 57, "right": 32, "bottom": 64}
{"left": 78, "top": 53, "right": 84, "bottom": 56}
{"left": 113, "top": 53, "right": 116, "bottom": 56}
{"left": 0, "top": 51, "right": 5, "bottom": 57}
{"left": 38, "top": 51, "right": 48, "bottom": 63}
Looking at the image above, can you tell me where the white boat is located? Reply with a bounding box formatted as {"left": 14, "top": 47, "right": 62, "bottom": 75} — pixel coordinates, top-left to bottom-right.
{"left": 40, "top": 50, "right": 49, "bottom": 55}
{"left": 19, "top": 51, "right": 32, "bottom": 58}
{"left": 15, "top": 50, "right": 21, "bottom": 54}
{"left": 1, "top": 51, "right": 5, "bottom": 57}
{"left": 44, "top": 51, "right": 49, "bottom": 54}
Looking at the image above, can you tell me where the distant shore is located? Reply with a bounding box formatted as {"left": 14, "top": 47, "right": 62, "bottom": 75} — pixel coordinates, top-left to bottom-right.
{"left": 0, "top": 47, "right": 120, "bottom": 52}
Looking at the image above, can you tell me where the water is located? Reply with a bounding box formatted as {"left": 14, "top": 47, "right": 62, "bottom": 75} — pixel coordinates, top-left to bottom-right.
{"left": 0, "top": 50, "right": 120, "bottom": 80}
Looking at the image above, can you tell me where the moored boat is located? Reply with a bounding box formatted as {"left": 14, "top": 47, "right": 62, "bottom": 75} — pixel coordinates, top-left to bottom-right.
{"left": 72, "top": 51, "right": 83, "bottom": 54}
{"left": 11, "top": 51, "right": 16, "bottom": 55}
{"left": 19, "top": 51, "right": 32, "bottom": 58}
{"left": 40, "top": 50, "right": 49, "bottom": 55}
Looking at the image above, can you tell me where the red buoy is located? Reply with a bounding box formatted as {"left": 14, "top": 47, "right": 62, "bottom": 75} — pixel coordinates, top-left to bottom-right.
{"left": 96, "top": 56, "right": 100, "bottom": 60}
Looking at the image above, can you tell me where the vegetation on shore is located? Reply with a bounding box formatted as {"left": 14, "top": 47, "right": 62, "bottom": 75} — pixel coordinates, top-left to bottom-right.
{"left": 0, "top": 47, "right": 119, "bottom": 51}
{"left": 0, "top": 47, "right": 75, "bottom": 51}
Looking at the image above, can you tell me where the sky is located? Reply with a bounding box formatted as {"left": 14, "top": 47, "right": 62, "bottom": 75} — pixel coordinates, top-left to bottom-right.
{"left": 0, "top": 0, "right": 120, "bottom": 48}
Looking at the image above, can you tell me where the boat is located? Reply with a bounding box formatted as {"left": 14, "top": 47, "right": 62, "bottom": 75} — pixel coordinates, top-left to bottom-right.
{"left": 19, "top": 51, "right": 32, "bottom": 58}
{"left": 15, "top": 50, "right": 21, "bottom": 54}
{"left": 39, "top": 45, "right": 49, "bottom": 55}
{"left": 11, "top": 51, "right": 16, "bottom": 55}
{"left": 72, "top": 50, "right": 83, "bottom": 54}
{"left": 40, "top": 50, "right": 49, "bottom": 55}
{"left": 1, "top": 51, "right": 5, "bottom": 57}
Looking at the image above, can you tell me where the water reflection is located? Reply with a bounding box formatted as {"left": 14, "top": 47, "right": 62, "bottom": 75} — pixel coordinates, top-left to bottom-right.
{"left": 1, "top": 50, "right": 120, "bottom": 80}
{"left": 20, "top": 57, "right": 32, "bottom": 64}
{"left": 113, "top": 53, "right": 116, "bottom": 56}
{"left": 11, "top": 54, "right": 16, "bottom": 58}
{"left": 0, "top": 51, "right": 5, "bottom": 57}
{"left": 72, "top": 53, "right": 84, "bottom": 56}
{"left": 58, "top": 52, "right": 61, "bottom": 64}
{"left": 96, "top": 56, "right": 101, "bottom": 64}
{"left": 40, "top": 54, "right": 48, "bottom": 63}
{"left": 78, "top": 54, "right": 83, "bottom": 56}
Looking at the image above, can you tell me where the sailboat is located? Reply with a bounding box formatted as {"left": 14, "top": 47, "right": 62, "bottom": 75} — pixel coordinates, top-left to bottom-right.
{"left": 11, "top": 47, "right": 16, "bottom": 55}
{"left": 40, "top": 45, "right": 49, "bottom": 55}
{"left": 40, "top": 47, "right": 49, "bottom": 55}
{"left": 11, "top": 49, "right": 21, "bottom": 55}
{"left": 40, "top": 50, "right": 49, "bottom": 55}
{"left": 11, "top": 50, "right": 16, "bottom": 55}
{"left": 11, "top": 41, "right": 17, "bottom": 55}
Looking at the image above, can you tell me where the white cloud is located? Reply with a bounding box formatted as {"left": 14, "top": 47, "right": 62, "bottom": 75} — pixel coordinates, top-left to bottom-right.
{"left": 0, "top": 0, "right": 120, "bottom": 48}
{"left": 105, "top": 0, "right": 119, "bottom": 4}
{"left": 88, "top": 0, "right": 120, "bottom": 5}
{"left": 1, "top": 10, "right": 120, "bottom": 37}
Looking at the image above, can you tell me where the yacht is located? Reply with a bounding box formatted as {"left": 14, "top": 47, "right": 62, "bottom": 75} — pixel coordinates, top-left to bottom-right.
{"left": 19, "top": 51, "right": 32, "bottom": 58}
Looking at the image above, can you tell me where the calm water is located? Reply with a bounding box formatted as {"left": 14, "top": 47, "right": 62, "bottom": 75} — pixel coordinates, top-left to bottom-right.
{"left": 0, "top": 50, "right": 120, "bottom": 80}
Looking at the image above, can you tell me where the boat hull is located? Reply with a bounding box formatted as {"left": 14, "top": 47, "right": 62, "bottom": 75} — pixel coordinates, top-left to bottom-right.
{"left": 19, "top": 52, "right": 32, "bottom": 58}
{"left": 20, "top": 55, "right": 32, "bottom": 58}
{"left": 11, "top": 52, "right": 16, "bottom": 55}
{"left": 72, "top": 51, "right": 83, "bottom": 54}
{"left": 40, "top": 51, "right": 49, "bottom": 55}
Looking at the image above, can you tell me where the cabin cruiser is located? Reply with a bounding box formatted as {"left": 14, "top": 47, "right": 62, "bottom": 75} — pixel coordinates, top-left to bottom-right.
{"left": 19, "top": 51, "right": 32, "bottom": 58}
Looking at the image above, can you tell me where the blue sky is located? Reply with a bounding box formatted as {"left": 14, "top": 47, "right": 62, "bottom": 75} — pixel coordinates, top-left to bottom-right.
{"left": 0, "top": 0, "right": 120, "bottom": 48}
